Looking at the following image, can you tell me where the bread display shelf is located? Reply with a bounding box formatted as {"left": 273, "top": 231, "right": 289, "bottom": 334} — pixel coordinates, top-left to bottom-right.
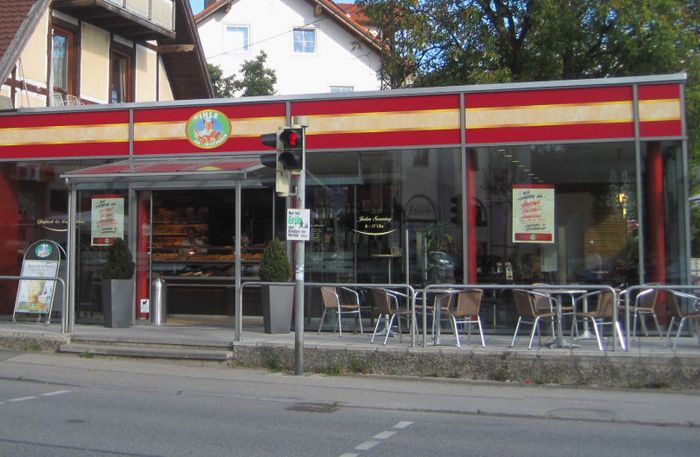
{"left": 153, "top": 223, "right": 208, "bottom": 236}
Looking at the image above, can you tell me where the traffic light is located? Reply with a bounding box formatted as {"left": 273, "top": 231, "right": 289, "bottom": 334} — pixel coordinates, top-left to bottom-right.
{"left": 259, "top": 127, "right": 304, "bottom": 171}
{"left": 450, "top": 194, "right": 462, "bottom": 223}
{"left": 278, "top": 127, "right": 303, "bottom": 171}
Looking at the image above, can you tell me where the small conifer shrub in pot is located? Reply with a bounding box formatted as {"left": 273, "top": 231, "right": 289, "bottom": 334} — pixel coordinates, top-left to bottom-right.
{"left": 101, "top": 238, "right": 135, "bottom": 328}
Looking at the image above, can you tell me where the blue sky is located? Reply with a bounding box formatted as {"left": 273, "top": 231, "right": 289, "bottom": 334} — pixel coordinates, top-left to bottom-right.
{"left": 189, "top": 0, "right": 356, "bottom": 15}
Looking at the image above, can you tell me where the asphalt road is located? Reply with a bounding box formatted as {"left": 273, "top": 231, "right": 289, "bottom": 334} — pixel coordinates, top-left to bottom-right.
{"left": 1, "top": 349, "right": 699, "bottom": 457}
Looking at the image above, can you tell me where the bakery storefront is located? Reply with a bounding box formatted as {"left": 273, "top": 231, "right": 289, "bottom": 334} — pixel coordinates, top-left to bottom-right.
{"left": 0, "top": 73, "right": 689, "bottom": 328}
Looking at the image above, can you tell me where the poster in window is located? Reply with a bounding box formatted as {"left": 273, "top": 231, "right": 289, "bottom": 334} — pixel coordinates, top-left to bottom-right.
{"left": 512, "top": 184, "right": 555, "bottom": 243}
{"left": 92, "top": 195, "right": 124, "bottom": 246}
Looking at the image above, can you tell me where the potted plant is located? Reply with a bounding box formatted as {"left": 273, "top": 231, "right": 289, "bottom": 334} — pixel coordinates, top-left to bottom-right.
{"left": 259, "top": 239, "right": 293, "bottom": 333}
{"left": 419, "top": 222, "right": 455, "bottom": 283}
{"left": 101, "top": 238, "right": 135, "bottom": 328}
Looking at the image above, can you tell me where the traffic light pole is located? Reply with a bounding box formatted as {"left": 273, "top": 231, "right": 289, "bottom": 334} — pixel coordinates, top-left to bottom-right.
{"left": 293, "top": 168, "right": 305, "bottom": 375}
{"left": 293, "top": 125, "right": 306, "bottom": 376}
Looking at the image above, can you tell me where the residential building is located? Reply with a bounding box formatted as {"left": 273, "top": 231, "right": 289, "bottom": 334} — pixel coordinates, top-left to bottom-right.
{"left": 0, "top": 0, "right": 212, "bottom": 314}
{"left": 195, "top": 0, "right": 383, "bottom": 95}
{"left": 0, "top": 0, "right": 213, "bottom": 108}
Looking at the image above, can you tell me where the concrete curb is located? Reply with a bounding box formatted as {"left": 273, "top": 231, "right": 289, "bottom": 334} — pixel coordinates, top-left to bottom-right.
{"left": 229, "top": 344, "right": 700, "bottom": 390}
{"left": 2, "top": 330, "right": 700, "bottom": 390}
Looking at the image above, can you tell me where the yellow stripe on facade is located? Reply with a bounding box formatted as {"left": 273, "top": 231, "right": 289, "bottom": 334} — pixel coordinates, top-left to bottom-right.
{"left": 134, "top": 117, "right": 286, "bottom": 141}
{"left": 466, "top": 101, "right": 633, "bottom": 129}
{"left": 306, "top": 109, "right": 460, "bottom": 135}
{"left": 0, "top": 123, "right": 129, "bottom": 146}
{"left": 638, "top": 99, "right": 681, "bottom": 122}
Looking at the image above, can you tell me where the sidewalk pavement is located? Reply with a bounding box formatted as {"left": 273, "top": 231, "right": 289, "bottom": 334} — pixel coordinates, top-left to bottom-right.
{"left": 1, "top": 316, "right": 699, "bottom": 390}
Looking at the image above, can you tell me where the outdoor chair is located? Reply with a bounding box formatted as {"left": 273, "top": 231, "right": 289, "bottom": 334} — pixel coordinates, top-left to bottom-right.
{"left": 443, "top": 289, "right": 485, "bottom": 348}
{"left": 631, "top": 288, "right": 663, "bottom": 339}
{"left": 665, "top": 290, "right": 700, "bottom": 350}
{"left": 510, "top": 289, "right": 557, "bottom": 349}
{"left": 318, "top": 287, "right": 363, "bottom": 336}
{"left": 370, "top": 288, "right": 413, "bottom": 345}
{"left": 572, "top": 289, "right": 626, "bottom": 351}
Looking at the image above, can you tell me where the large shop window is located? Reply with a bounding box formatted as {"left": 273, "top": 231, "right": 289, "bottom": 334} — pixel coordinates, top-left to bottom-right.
{"left": 0, "top": 160, "right": 110, "bottom": 316}
{"left": 305, "top": 148, "right": 462, "bottom": 286}
{"left": 474, "top": 143, "right": 644, "bottom": 287}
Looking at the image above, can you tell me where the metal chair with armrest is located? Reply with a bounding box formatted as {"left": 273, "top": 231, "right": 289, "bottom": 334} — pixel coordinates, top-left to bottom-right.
{"left": 510, "top": 289, "right": 557, "bottom": 349}
{"left": 370, "top": 288, "right": 412, "bottom": 345}
{"left": 665, "top": 290, "right": 700, "bottom": 350}
{"left": 632, "top": 288, "right": 664, "bottom": 339}
{"left": 443, "top": 289, "right": 485, "bottom": 348}
{"left": 572, "top": 289, "right": 626, "bottom": 351}
{"left": 318, "top": 286, "right": 363, "bottom": 336}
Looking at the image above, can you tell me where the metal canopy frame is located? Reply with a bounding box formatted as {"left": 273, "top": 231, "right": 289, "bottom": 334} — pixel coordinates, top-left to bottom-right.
{"left": 61, "top": 156, "right": 272, "bottom": 335}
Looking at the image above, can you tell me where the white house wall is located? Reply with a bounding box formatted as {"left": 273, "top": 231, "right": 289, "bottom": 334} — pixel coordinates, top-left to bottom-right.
{"left": 198, "top": 0, "right": 381, "bottom": 95}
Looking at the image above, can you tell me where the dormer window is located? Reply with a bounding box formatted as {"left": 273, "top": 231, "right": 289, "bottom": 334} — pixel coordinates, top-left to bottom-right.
{"left": 293, "top": 28, "right": 316, "bottom": 54}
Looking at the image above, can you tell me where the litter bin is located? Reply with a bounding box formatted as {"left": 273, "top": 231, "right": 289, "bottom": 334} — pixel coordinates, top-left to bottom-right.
{"left": 150, "top": 276, "right": 167, "bottom": 325}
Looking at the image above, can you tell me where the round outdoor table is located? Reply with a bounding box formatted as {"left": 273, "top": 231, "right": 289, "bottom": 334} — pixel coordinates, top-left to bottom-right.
{"left": 536, "top": 288, "right": 587, "bottom": 348}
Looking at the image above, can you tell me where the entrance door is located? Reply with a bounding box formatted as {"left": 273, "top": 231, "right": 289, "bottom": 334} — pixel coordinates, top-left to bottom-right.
{"left": 144, "top": 187, "right": 276, "bottom": 317}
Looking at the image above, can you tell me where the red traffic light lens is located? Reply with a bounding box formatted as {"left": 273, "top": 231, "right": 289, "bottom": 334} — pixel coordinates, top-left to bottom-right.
{"left": 280, "top": 129, "right": 301, "bottom": 149}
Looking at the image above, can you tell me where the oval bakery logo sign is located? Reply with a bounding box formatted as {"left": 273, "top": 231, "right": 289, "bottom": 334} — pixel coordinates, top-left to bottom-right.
{"left": 186, "top": 109, "right": 231, "bottom": 149}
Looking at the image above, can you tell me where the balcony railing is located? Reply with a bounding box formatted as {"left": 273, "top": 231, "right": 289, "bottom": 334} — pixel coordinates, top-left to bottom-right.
{"left": 53, "top": 0, "right": 176, "bottom": 40}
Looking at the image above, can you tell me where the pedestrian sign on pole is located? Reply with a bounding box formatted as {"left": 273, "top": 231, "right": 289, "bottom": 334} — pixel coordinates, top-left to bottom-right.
{"left": 287, "top": 209, "right": 310, "bottom": 241}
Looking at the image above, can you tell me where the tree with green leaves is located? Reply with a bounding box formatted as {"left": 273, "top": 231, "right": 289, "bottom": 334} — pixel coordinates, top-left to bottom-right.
{"left": 233, "top": 51, "right": 277, "bottom": 97}
{"left": 358, "top": 0, "right": 700, "bottom": 252}
{"left": 207, "top": 63, "right": 236, "bottom": 98}
{"left": 207, "top": 51, "right": 277, "bottom": 98}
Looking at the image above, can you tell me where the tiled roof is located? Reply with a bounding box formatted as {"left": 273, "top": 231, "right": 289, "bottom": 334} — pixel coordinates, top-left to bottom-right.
{"left": 336, "top": 3, "right": 369, "bottom": 24}
{"left": 0, "top": 0, "right": 49, "bottom": 85}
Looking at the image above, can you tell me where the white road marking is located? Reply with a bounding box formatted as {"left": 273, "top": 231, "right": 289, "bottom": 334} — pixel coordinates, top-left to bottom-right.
{"left": 41, "top": 390, "right": 71, "bottom": 397}
{"left": 355, "top": 441, "right": 380, "bottom": 451}
{"left": 338, "top": 420, "right": 414, "bottom": 457}
{"left": 8, "top": 396, "right": 37, "bottom": 402}
{"left": 393, "top": 421, "right": 414, "bottom": 429}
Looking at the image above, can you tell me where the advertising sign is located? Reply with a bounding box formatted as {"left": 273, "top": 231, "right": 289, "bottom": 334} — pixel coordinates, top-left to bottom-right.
{"left": 512, "top": 184, "right": 555, "bottom": 243}
{"left": 287, "top": 209, "right": 310, "bottom": 241}
{"left": 186, "top": 109, "right": 231, "bottom": 149}
{"left": 354, "top": 214, "right": 395, "bottom": 236}
{"left": 91, "top": 195, "right": 124, "bottom": 246}
{"left": 14, "top": 241, "right": 61, "bottom": 316}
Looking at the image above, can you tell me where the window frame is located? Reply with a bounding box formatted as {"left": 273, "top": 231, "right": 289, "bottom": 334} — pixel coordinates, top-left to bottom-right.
{"left": 224, "top": 24, "right": 250, "bottom": 53}
{"left": 293, "top": 27, "right": 317, "bottom": 54}
{"left": 109, "top": 42, "right": 135, "bottom": 104}
{"left": 49, "top": 20, "right": 80, "bottom": 98}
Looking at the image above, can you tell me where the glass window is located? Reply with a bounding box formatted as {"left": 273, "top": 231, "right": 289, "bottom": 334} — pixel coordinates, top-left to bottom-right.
{"left": 110, "top": 48, "right": 133, "bottom": 103}
{"left": 293, "top": 28, "right": 316, "bottom": 54}
{"left": 640, "top": 141, "right": 687, "bottom": 285}
{"left": 225, "top": 25, "right": 249, "bottom": 52}
{"left": 305, "top": 148, "right": 462, "bottom": 285}
{"left": 51, "top": 26, "right": 76, "bottom": 95}
{"left": 0, "top": 160, "right": 113, "bottom": 316}
{"left": 473, "top": 143, "right": 639, "bottom": 287}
